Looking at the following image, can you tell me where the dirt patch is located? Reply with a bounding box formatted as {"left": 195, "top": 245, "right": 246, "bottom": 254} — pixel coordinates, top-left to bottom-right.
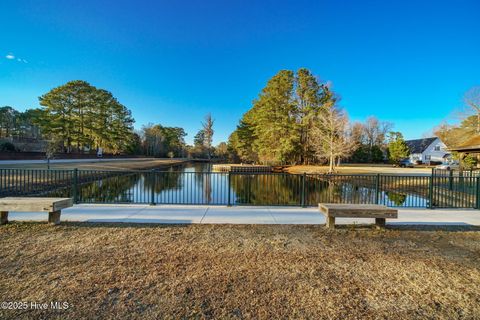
{"left": 1, "top": 223, "right": 479, "bottom": 319}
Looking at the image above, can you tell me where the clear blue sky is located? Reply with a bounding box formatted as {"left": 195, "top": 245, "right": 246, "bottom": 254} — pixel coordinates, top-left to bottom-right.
{"left": 1, "top": 0, "right": 479, "bottom": 144}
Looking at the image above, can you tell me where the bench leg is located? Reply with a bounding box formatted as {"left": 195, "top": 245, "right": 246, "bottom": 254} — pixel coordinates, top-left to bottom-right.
{"left": 48, "top": 210, "right": 61, "bottom": 225}
{"left": 326, "top": 216, "right": 335, "bottom": 229}
{"left": 1, "top": 211, "right": 8, "bottom": 225}
{"left": 375, "top": 218, "right": 386, "bottom": 229}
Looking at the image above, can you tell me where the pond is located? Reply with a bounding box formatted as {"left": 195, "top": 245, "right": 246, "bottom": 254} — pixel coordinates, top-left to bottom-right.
{"left": 65, "top": 162, "right": 433, "bottom": 207}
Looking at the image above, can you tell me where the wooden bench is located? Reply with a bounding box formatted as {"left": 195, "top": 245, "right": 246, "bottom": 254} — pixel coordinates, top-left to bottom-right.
{"left": 0, "top": 197, "right": 73, "bottom": 225}
{"left": 319, "top": 203, "right": 398, "bottom": 229}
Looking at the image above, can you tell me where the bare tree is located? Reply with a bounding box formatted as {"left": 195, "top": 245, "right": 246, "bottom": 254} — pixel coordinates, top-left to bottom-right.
{"left": 311, "top": 103, "right": 356, "bottom": 172}
{"left": 362, "top": 116, "right": 392, "bottom": 150}
{"left": 202, "top": 113, "right": 214, "bottom": 160}
{"left": 464, "top": 86, "right": 480, "bottom": 133}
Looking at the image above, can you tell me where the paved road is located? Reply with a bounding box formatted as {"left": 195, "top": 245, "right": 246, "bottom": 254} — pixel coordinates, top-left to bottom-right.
{"left": 5, "top": 205, "right": 480, "bottom": 226}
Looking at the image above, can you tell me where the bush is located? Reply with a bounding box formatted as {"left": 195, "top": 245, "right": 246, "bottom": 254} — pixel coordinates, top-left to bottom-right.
{"left": 463, "top": 155, "right": 477, "bottom": 170}
{"left": 0, "top": 142, "right": 16, "bottom": 152}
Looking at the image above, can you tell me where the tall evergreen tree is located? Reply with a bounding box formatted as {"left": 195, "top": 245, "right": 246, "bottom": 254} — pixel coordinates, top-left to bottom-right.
{"left": 250, "top": 70, "right": 298, "bottom": 164}
{"left": 38, "top": 80, "right": 135, "bottom": 154}
{"left": 295, "top": 68, "right": 334, "bottom": 164}
{"left": 387, "top": 132, "right": 409, "bottom": 164}
{"left": 228, "top": 68, "right": 335, "bottom": 165}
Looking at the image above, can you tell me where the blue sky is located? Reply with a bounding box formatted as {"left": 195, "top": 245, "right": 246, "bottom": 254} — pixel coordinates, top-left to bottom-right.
{"left": 1, "top": 0, "right": 479, "bottom": 144}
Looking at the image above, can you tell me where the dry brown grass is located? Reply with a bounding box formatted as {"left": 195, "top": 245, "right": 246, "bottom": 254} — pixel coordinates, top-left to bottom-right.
{"left": 1, "top": 223, "right": 479, "bottom": 319}
{"left": 0, "top": 158, "right": 188, "bottom": 170}
{"left": 286, "top": 164, "right": 432, "bottom": 176}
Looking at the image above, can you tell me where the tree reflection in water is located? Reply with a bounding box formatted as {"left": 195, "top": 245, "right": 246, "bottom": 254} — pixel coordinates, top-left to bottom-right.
{"left": 40, "top": 163, "right": 428, "bottom": 206}
{"left": 385, "top": 191, "right": 407, "bottom": 206}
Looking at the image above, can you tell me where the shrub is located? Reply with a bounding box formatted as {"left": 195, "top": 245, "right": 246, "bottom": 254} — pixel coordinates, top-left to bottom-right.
{"left": 463, "top": 155, "right": 477, "bottom": 170}
{"left": 0, "top": 142, "right": 16, "bottom": 152}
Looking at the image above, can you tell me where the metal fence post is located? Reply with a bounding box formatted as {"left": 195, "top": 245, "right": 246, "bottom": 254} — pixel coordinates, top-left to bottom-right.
{"left": 72, "top": 168, "right": 78, "bottom": 204}
{"left": 301, "top": 172, "right": 306, "bottom": 207}
{"left": 150, "top": 169, "right": 156, "bottom": 206}
{"left": 448, "top": 169, "right": 453, "bottom": 190}
{"left": 476, "top": 177, "right": 480, "bottom": 210}
{"left": 374, "top": 174, "right": 380, "bottom": 204}
{"left": 227, "top": 171, "right": 232, "bottom": 206}
{"left": 428, "top": 173, "right": 434, "bottom": 209}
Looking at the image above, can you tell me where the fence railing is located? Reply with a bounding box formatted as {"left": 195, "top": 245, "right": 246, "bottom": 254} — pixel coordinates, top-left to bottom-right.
{"left": 1, "top": 168, "right": 479, "bottom": 209}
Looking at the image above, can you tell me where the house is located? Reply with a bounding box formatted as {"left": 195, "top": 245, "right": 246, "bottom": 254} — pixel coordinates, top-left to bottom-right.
{"left": 405, "top": 137, "right": 450, "bottom": 164}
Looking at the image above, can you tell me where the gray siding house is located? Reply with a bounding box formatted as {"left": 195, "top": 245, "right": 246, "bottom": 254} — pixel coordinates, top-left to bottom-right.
{"left": 405, "top": 137, "right": 449, "bottom": 164}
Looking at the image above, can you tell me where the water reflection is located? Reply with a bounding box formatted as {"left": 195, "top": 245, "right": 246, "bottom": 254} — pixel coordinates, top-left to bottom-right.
{"left": 42, "top": 163, "right": 430, "bottom": 207}
{"left": 385, "top": 191, "right": 407, "bottom": 206}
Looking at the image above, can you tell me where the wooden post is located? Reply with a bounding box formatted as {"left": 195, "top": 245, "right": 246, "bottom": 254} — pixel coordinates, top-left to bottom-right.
{"left": 375, "top": 218, "right": 386, "bottom": 229}
{"left": 0, "top": 211, "right": 8, "bottom": 225}
{"left": 326, "top": 216, "right": 335, "bottom": 229}
{"left": 48, "top": 210, "right": 61, "bottom": 225}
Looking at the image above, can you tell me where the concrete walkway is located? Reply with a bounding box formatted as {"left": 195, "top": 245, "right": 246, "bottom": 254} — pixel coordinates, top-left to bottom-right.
{"left": 4, "top": 204, "right": 480, "bottom": 226}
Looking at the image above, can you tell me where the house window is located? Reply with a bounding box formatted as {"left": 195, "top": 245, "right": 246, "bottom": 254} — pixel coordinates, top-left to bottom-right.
{"left": 434, "top": 145, "right": 441, "bottom": 151}
{"left": 425, "top": 155, "right": 431, "bottom": 161}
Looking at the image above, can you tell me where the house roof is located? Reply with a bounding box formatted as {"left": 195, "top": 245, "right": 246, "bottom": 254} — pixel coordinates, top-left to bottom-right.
{"left": 449, "top": 135, "right": 480, "bottom": 152}
{"left": 405, "top": 137, "right": 437, "bottom": 154}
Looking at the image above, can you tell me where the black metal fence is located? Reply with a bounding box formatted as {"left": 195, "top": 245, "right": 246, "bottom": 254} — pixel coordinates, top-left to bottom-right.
{"left": 1, "top": 168, "right": 479, "bottom": 209}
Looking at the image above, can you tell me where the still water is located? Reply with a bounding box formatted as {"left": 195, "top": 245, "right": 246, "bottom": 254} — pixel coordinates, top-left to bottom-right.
{"left": 66, "top": 162, "right": 429, "bottom": 207}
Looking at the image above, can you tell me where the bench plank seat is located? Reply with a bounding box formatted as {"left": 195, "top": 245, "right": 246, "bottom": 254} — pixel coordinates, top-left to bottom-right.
{"left": 0, "top": 197, "right": 73, "bottom": 225}
{"left": 319, "top": 203, "right": 398, "bottom": 229}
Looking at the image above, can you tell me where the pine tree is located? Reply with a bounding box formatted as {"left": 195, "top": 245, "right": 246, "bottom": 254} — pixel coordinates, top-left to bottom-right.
{"left": 387, "top": 132, "right": 409, "bottom": 164}
{"left": 228, "top": 68, "right": 336, "bottom": 165}
{"left": 38, "top": 80, "right": 135, "bottom": 154}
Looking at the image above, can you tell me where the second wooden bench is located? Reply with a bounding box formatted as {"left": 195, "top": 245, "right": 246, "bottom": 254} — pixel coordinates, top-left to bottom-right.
{"left": 319, "top": 203, "right": 398, "bottom": 229}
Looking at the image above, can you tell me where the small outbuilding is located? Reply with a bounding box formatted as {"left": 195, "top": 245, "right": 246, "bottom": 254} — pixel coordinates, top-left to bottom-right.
{"left": 448, "top": 136, "right": 480, "bottom": 168}
{"left": 449, "top": 136, "right": 480, "bottom": 154}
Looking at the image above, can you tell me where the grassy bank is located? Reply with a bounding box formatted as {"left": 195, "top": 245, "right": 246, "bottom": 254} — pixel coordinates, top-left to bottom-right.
{"left": 1, "top": 223, "right": 479, "bottom": 319}
{"left": 286, "top": 164, "right": 432, "bottom": 175}
{"left": 0, "top": 158, "right": 190, "bottom": 170}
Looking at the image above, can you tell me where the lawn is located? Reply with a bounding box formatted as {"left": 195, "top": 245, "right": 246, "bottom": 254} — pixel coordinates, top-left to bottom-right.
{"left": 1, "top": 223, "right": 479, "bottom": 319}
{"left": 0, "top": 158, "right": 189, "bottom": 170}
{"left": 286, "top": 164, "right": 432, "bottom": 175}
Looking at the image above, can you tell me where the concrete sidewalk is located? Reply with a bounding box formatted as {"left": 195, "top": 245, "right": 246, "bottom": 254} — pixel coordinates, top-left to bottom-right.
{"left": 4, "top": 204, "right": 480, "bottom": 226}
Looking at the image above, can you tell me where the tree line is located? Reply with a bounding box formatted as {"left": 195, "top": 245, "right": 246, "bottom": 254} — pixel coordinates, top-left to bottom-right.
{"left": 0, "top": 80, "right": 226, "bottom": 158}
{"left": 0, "top": 106, "right": 42, "bottom": 140}
{"left": 37, "top": 80, "right": 135, "bottom": 154}
{"left": 227, "top": 68, "right": 409, "bottom": 171}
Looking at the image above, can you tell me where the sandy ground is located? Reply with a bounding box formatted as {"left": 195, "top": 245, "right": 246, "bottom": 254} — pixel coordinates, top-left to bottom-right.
{"left": 286, "top": 164, "right": 433, "bottom": 175}
{"left": 0, "top": 158, "right": 190, "bottom": 170}
{"left": 1, "top": 223, "right": 479, "bottom": 319}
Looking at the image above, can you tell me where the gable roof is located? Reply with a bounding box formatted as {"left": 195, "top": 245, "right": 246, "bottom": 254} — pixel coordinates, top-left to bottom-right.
{"left": 450, "top": 136, "right": 480, "bottom": 152}
{"left": 405, "top": 137, "right": 437, "bottom": 154}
